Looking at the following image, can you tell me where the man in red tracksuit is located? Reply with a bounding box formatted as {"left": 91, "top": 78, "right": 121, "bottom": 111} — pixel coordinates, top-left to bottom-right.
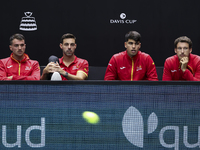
{"left": 162, "top": 36, "right": 200, "bottom": 81}
{"left": 41, "top": 33, "right": 89, "bottom": 80}
{"left": 0, "top": 34, "right": 40, "bottom": 80}
{"left": 104, "top": 31, "right": 158, "bottom": 81}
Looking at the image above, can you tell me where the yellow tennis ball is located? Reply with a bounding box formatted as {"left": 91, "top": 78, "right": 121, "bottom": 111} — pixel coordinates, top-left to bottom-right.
{"left": 82, "top": 111, "right": 100, "bottom": 124}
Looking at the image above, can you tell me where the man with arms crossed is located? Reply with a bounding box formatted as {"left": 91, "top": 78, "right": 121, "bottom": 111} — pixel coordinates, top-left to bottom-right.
{"left": 162, "top": 36, "right": 200, "bottom": 81}
{"left": 104, "top": 31, "right": 158, "bottom": 81}
{"left": 0, "top": 33, "right": 40, "bottom": 80}
{"left": 41, "top": 33, "right": 89, "bottom": 80}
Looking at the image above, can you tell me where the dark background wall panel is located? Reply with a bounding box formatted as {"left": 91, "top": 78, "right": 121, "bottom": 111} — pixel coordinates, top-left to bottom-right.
{"left": 0, "top": 0, "right": 200, "bottom": 66}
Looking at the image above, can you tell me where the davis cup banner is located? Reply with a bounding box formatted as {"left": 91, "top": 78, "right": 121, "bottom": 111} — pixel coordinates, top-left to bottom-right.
{"left": 0, "top": 82, "right": 200, "bottom": 150}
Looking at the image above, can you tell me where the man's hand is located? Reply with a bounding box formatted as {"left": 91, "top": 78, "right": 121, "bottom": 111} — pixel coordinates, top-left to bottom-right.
{"left": 41, "top": 62, "right": 61, "bottom": 80}
{"left": 43, "top": 62, "right": 57, "bottom": 74}
{"left": 180, "top": 57, "right": 189, "bottom": 72}
{"left": 54, "top": 62, "right": 66, "bottom": 75}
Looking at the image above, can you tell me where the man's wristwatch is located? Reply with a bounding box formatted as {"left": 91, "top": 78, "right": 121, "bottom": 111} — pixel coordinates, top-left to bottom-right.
{"left": 63, "top": 71, "right": 68, "bottom": 78}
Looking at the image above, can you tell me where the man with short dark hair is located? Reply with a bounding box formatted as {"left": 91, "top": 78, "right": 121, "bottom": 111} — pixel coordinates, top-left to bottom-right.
{"left": 41, "top": 33, "right": 89, "bottom": 80}
{"left": 104, "top": 31, "right": 158, "bottom": 81}
{"left": 0, "top": 33, "right": 40, "bottom": 80}
{"left": 162, "top": 36, "right": 200, "bottom": 81}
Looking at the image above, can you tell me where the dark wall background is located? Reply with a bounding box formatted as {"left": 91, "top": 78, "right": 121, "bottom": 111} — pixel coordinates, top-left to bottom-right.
{"left": 0, "top": 0, "right": 200, "bottom": 66}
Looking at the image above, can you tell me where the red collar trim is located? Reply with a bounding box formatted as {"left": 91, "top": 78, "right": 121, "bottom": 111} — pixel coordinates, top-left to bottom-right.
{"left": 125, "top": 50, "right": 140, "bottom": 60}
{"left": 60, "top": 55, "right": 77, "bottom": 66}
{"left": 10, "top": 53, "right": 29, "bottom": 63}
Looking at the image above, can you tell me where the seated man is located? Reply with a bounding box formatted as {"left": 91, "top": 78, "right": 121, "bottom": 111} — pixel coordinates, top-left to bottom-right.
{"left": 41, "top": 33, "right": 89, "bottom": 80}
{"left": 0, "top": 34, "right": 40, "bottom": 80}
{"left": 104, "top": 31, "right": 158, "bottom": 81}
{"left": 162, "top": 36, "right": 200, "bottom": 81}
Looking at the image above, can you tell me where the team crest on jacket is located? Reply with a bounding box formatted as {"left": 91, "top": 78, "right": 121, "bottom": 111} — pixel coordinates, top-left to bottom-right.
{"left": 72, "top": 66, "right": 79, "bottom": 70}
{"left": 25, "top": 66, "right": 31, "bottom": 70}
{"left": 136, "top": 65, "right": 142, "bottom": 71}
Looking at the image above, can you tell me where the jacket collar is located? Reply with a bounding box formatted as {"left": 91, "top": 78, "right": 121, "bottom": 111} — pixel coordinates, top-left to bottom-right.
{"left": 125, "top": 50, "right": 140, "bottom": 61}
{"left": 10, "top": 53, "right": 29, "bottom": 63}
{"left": 60, "top": 55, "right": 77, "bottom": 66}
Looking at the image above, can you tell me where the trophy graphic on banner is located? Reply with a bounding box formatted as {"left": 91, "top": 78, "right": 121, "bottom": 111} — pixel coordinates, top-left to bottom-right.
{"left": 19, "top": 12, "right": 37, "bottom": 31}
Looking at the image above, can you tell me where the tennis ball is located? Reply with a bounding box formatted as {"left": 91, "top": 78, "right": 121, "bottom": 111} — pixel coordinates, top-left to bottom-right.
{"left": 82, "top": 111, "right": 100, "bottom": 124}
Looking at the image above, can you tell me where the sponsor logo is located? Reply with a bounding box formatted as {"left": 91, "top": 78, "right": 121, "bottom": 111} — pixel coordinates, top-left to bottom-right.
{"left": 110, "top": 13, "right": 137, "bottom": 24}
{"left": 122, "top": 106, "right": 200, "bottom": 150}
{"left": 25, "top": 66, "right": 31, "bottom": 70}
{"left": 19, "top": 12, "right": 37, "bottom": 31}
{"left": 120, "top": 66, "right": 126, "bottom": 70}
{"left": 120, "top": 13, "right": 126, "bottom": 19}
{"left": 7, "top": 65, "right": 13, "bottom": 68}
{"left": 2, "top": 117, "right": 45, "bottom": 148}
{"left": 136, "top": 65, "right": 142, "bottom": 71}
{"left": 171, "top": 70, "right": 177, "bottom": 72}
{"left": 72, "top": 66, "right": 79, "bottom": 70}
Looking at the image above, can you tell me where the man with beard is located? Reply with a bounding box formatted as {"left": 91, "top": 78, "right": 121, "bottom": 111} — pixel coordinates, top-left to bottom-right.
{"left": 104, "top": 31, "right": 158, "bottom": 81}
{"left": 0, "top": 33, "right": 40, "bottom": 80}
{"left": 41, "top": 33, "right": 89, "bottom": 80}
{"left": 162, "top": 36, "right": 200, "bottom": 81}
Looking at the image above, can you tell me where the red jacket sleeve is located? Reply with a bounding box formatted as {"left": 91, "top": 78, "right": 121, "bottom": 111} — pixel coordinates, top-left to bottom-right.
{"left": 77, "top": 60, "right": 89, "bottom": 77}
{"left": 104, "top": 56, "right": 117, "bottom": 80}
{"left": 12, "top": 61, "right": 40, "bottom": 80}
{"left": 182, "top": 66, "right": 200, "bottom": 81}
{"left": 162, "top": 60, "right": 172, "bottom": 81}
{"left": 0, "top": 60, "right": 11, "bottom": 80}
{"left": 145, "top": 56, "right": 158, "bottom": 81}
